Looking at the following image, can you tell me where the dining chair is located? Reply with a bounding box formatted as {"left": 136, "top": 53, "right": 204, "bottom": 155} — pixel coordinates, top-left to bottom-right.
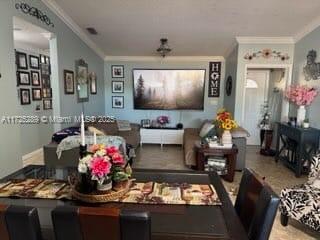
{"left": 51, "top": 206, "right": 151, "bottom": 240}
{"left": 235, "top": 168, "right": 280, "bottom": 240}
{"left": 0, "top": 204, "right": 42, "bottom": 240}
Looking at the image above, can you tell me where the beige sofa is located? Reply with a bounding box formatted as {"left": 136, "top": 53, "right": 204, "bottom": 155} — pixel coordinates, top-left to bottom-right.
{"left": 183, "top": 125, "right": 249, "bottom": 170}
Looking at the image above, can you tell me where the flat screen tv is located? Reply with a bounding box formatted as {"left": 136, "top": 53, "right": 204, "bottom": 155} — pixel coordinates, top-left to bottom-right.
{"left": 133, "top": 69, "right": 206, "bottom": 110}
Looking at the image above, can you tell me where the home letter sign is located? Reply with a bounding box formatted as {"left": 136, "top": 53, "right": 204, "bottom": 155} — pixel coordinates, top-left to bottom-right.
{"left": 208, "top": 62, "right": 221, "bottom": 97}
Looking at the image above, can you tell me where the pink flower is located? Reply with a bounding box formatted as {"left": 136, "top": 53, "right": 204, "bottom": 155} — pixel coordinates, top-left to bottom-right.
{"left": 105, "top": 146, "right": 118, "bottom": 156}
{"left": 112, "top": 153, "right": 125, "bottom": 165}
{"left": 90, "top": 157, "right": 111, "bottom": 178}
{"left": 285, "top": 85, "right": 318, "bottom": 106}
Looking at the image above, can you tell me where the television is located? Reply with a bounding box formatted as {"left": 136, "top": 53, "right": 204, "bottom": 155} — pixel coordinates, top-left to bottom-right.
{"left": 133, "top": 69, "right": 206, "bottom": 110}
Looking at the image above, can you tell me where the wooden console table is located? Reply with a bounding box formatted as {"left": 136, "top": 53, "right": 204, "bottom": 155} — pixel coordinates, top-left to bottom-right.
{"left": 275, "top": 123, "right": 320, "bottom": 177}
{"left": 194, "top": 141, "right": 238, "bottom": 182}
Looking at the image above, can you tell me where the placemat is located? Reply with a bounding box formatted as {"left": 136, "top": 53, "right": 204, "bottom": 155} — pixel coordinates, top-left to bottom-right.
{"left": 0, "top": 179, "right": 221, "bottom": 205}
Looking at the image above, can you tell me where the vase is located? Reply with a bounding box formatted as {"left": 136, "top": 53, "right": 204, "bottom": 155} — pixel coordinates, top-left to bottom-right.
{"left": 221, "top": 130, "right": 232, "bottom": 145}
{"left": 97, "top": 178, "right": 112, "bottom": 192}
{"left": 297, "top": 105, "right": 306, "bottom": 127}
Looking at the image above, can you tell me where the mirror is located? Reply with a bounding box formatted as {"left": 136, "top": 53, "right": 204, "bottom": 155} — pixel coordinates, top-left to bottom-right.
{"left": 75, "top": 59, "right": 89, "bottom": 102}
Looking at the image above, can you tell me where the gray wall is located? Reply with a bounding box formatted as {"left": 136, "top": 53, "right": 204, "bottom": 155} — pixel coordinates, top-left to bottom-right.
{"left": 223, "top": 45, "right": 238, "bottom": 116}
{"left": 293, "top": 26, "right": 320, "bottom": 128}
{"left": 0, "top": 0, "right": 105, "bottom": 177}
{"left": 105, "top": 58, "right": 225, "bottom": 128}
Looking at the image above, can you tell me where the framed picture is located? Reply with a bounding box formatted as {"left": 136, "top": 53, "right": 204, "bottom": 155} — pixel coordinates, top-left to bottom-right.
{"left": 89, "top": 72, "right": 97, "bottom": 94}
{"left": 76, "top": 59, "right": 89, "bottom": 102}
{"left": 43, "top": 99, "right": 52, "bottom": 110}
{"left": 42, "top": 75, "right": 50, "bottom": 88}
{"left": 29, "top": 55, "right": 40, "bottom": 69}
{"left": 16, "top": 51, "right": 28, "bottom": 69}
{"left": 64, "top": 70, "right": 74, "bottom": 94}
{"left": 20, "top": 88, "right": 31, "bottom": 105}
{"left": 32, "top": 88, "right": 42, "bottom": 101}
{"left": 111, "top": 65, "right": 124, "bottom": 78}
{"left": 112, "top": 96, "right": 124, "bottom": 108}
{"left": 41, "top": 64, "right": 50, "bottom": 75}
{"left": 112, "top": 81, "right": 124, "bottom": 93}
{"left": 17, "top": 71, "right": 30, "bottom": 85}
{"left": 31, "top": 71, "right": 40, "bottom": 86}
{"left": 43, "top": 88, "right": 52, "bottom": 98}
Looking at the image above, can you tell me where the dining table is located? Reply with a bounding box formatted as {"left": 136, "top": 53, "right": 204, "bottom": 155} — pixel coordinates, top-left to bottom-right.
{"left": 0, "top": 165, "right": 248, "bottom": 240}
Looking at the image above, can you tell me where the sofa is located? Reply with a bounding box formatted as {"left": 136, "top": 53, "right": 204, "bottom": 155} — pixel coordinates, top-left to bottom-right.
{"left": 279, "top": 154, "right": 320, "bottom": 232}
{"left": 183, "top": 124, "right": 249, "bottom": 170}
{"left": 43, "top": 121, "right": 140, "bottom": 168}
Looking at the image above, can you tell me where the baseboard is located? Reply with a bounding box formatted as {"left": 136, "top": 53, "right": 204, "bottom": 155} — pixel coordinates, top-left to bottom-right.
{"left": 22, "top": 148, "right": 43, "bottom": 162}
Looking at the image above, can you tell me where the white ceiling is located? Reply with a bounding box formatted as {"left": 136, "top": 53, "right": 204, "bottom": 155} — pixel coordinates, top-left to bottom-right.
{"left": 52, "top": 0, "right": 320, "bottom": 57}
{"left": 13, "top": 17, "right": 50, "bottom": 50}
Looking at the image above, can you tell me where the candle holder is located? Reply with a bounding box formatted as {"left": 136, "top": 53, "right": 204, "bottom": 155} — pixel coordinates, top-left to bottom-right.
{"left": 79, "top": 144, "right": 87, "bottom": 158}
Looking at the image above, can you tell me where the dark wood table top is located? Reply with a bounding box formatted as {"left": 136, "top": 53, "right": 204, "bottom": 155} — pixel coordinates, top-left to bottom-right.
{"left": 0, "top": 165, "right": 248, "bottom": 240}
{"left": 194, "top": 141, "right": 238, "bottom": 155}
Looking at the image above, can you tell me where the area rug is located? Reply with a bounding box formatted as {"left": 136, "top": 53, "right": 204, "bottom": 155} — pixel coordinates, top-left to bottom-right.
{"left": 0, "top": 179, "right": 221, "bottom": 206}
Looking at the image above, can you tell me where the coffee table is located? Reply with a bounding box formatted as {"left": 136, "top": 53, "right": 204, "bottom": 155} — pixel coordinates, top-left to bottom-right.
{"left": 194, "top": 141, "right": 238, "bottom": 182}
{"left": 0, "top": 165, "right": 248, "bottom": 240}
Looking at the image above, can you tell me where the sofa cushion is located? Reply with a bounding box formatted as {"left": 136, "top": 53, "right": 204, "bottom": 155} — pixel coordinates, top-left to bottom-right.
{"left": 199, "top": 122, "right": 215, "bottom": 138}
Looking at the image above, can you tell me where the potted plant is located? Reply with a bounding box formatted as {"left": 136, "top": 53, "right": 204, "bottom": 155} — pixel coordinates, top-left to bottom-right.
{"left": 285, "top": 85, "right": 317, "bottom": 126}
{"left": 77, "top": 144, "right": 130, "bottom": 193}
{"left": 214, "top": 108, "right": 237, "bottom": 145}
{"left": 303, "top": 119, "right": 310, "bottom": 129}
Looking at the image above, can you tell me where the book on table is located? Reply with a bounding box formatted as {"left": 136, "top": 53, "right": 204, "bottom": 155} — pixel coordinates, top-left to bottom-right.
{"left": 204, "top": 157, "right": 228, "bottom": 175}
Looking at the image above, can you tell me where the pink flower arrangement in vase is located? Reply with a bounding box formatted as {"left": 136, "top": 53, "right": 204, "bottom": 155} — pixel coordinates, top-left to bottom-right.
{"left": 157, "top": 115, "right": 170, "bottom": 127}
{"left": 285, "top": 85, "right": 318, "bottom": 126}
{"left": 78, "top": 144, "right": 130, "bottom": 192}
{"left": 285, "top": 85, "right": 318, "bottom": 106}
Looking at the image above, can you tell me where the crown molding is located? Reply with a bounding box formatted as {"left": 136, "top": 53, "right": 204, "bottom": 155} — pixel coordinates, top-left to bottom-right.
{"left": 236, "top": 37, "right": 294, "bottom": 44}
{"left": 224, "top": 40, "right": 238, "bottom": 58}
{"left": 294, "top": 15, "right": 320, "bottom": 42}
{"left": 104, "top": 55, "right": 225, "bottom": 62}
{"left": 41, "top": 0, "right": 105, "bottom": 59}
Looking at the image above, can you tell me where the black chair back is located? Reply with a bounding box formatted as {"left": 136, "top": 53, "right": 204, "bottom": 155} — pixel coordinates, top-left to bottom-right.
{"left": 5, "top": 205, "right": 42, "bottom": 240}
{"left": 235, "top": 168, "right": 279, "bottom": 240}
{"left": 120, "top": 210, "right": 151, "bottom": 240}
{"left": 248, "top": 187, "right": 280, "bottom": 240}
{"left": 51, "top": 206, "right": 151, "bottom": 240}
{"left": 51, "top": 206, "right": 82, "bottom": 240}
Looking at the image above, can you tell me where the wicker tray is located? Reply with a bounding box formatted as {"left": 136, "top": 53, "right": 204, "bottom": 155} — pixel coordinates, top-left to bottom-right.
{"left": 71, "top": 180, "right": 133, "bottom": 203}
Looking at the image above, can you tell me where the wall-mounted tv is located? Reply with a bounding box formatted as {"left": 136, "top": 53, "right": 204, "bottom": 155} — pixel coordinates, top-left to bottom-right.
{"left": 133, "top": 69, "right": 206, "bottom": 110}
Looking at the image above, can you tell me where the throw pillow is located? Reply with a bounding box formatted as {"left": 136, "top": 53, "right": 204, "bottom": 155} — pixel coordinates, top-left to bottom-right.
{"left": 199, "top": 122, "right": 215, "bottom": 138}
{"left": 117, "top": 120, "right": 132, "bottom": 131}
{"left": 88, "top": 126, "right": 106, "bottom": 136}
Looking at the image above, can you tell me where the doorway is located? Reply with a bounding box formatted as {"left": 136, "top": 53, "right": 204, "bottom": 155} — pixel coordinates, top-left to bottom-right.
{"left": 243, "top": 70, "right": 269, "bottom": 145}
{"left": 243, "top": 66, "right": 291, "bottom": 146}
{"left": 13, "top": 16, "right": 57, "bottom": 164}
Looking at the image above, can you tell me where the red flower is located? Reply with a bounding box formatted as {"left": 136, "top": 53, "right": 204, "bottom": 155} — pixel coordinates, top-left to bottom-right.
{"left": 90, "top": 157, "right": 111, "bottom": 178}
{"left": 105, "top": 146, "right": 118, "bottom": 156}
{"left": 112, "top": 153, "right": 125, "bottom": 165}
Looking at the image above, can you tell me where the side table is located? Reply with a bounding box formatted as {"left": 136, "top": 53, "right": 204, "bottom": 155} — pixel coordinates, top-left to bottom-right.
{"left": 194, "top": 141, "right": 238, "bottom": 182}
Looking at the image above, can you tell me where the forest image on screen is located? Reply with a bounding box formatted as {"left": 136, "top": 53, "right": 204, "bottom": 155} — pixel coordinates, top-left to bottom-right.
{"left": 133, "top": 69, "right": 205, "bottom": 110}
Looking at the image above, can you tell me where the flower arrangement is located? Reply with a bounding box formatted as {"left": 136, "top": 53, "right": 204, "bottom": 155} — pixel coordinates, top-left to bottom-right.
{"left": 285, "top": 85, "right": 318, "bottom": 106}
{"left": 157, "top": 115, "right": 170, "bottom": 125}
{"left": 78, "top": 144, "right": 130, "bottom": 185}
{"left": 214, "top": 108, "right": 237, "bottom": 130}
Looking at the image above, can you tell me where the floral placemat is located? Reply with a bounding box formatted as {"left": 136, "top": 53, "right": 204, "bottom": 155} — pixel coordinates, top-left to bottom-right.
{"left": 0, "top": 179, "right": 221, "bottom": 205}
